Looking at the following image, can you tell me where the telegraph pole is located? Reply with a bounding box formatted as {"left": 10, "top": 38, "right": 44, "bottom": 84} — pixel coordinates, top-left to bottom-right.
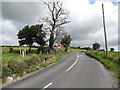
{"left": 102, "top": 4, "right": 108, "bottom": 55}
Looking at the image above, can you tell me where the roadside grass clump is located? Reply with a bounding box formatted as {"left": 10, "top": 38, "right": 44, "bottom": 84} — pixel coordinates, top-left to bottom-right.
{"left": 85, "top": 50, "right": 120, "bottom": 86}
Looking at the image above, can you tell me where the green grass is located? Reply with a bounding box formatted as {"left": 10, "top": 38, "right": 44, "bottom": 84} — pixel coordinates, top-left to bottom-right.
{"left": 2, "top": 47, "right": 9, "bottom": 53}
{"left": 1, "top": 46, "right": 37, "bottom": 53}
{"left": 51, "top": 50, "right": 71, "bottom": 61}
{"left": 13, "top": 47, "right": 37, "bottom": 51}
{"left": 1, "top": 46, "right": 37, "bottom": 65}
{"left": 2, "top": 53, "right": 32, "bottom": 65}
{"left": 85, "top": 50, "right": 120, "bottom": 86}
{"left": 72, "top": 48, "right": 86, "bottom": 52}
{"left": 2, "top": 46, "right": 72, "bottom": 65}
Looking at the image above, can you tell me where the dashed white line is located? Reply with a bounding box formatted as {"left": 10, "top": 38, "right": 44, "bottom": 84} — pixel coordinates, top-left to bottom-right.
{"left": 77, "top": 53, "right": 79, "bottom": 58}
{"left": 42, "top": 82, "right": 53, "bottom": 90}
{"left": 66, "top": 59, "right": 78, "bottom": 72}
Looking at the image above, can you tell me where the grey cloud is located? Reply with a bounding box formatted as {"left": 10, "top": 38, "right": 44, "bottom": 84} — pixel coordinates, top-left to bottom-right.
{"left": 2, "top": 2, "right": 46, "bottom": 24}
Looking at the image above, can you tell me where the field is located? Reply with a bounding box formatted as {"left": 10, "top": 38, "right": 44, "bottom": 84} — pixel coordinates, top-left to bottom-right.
{"left": 85, "top": 50, "right": 120, "bottom": 86}
{"left": 2, "top": 46, "right": 37, "bottom": 53}
{"left": 1, "top": 46, "right": 37, "bottom": 65}
{"left": 72, "top": 48, "right": 86, "bottom": 52}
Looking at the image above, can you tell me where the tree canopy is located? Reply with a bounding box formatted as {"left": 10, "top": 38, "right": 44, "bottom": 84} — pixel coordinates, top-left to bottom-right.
{"left": 31, "top": 24, "right": 46, "bottom": 46}
{"left": 61, "top": 35, "right": 72, "bottom": 51}
{"left": 92, "top": 43, "right": 100, "bottom": 50}
{"left": 110, "top": 48, "right": 115, "bottom": 51}
{"left": 17, "top": 24, "right": 46, "bottom": 51}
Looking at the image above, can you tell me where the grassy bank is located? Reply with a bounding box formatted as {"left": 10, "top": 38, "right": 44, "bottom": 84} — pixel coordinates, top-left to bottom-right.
{"left": 2, "top": 53, "right": 32, "bottom": 65}
{"left": 85, "top": 50, "right": 120, "bottom": 86}
{"left": 1, "top": 46, "right": 38, "bottom": 65}
{"left": 2, "top": 50, "right": 71, "bottom": 84}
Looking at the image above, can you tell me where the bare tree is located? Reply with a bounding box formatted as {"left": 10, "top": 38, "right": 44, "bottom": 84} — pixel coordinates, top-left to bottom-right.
{"left": 55, "top": 27, "right": 67, "bottom": 45}
{"left": 41, "top": 1, "right": 70, "bottom": 49}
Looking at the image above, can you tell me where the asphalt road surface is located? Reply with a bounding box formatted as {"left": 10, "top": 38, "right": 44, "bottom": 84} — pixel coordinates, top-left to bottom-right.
{"left": 4, "top": 52, "right": 114, "bottom": 88}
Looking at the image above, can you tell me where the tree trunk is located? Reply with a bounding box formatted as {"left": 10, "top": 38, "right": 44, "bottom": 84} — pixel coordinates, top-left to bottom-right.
{"left": 28, "top": 45, "right": 32, "bottom": 52}
{"left": 49, "top": 32, "right": 54, "bottom": 49}
{"left": 65, "top": 47, "right": 68, "bottom": 52}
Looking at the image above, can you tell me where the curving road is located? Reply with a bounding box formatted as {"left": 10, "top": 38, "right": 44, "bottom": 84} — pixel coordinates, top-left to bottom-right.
{"left": 4, "top": 52, "right": 114, "bottom": 88}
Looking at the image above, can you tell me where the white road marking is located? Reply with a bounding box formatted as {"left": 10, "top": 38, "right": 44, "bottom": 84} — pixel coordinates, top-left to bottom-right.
{"left": 77, "top": 53, "right": 79, "bottom": 58}
{"left": 66, "top": 59, "right": 78, "bottom": 72}
{"left": 42, "top": 82, "right": 53, "bottom": 90}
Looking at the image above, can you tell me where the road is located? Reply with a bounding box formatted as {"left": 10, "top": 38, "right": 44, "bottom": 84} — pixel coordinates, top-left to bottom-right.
{"left": 4, "top": 52, "right": 113, "bottom": 88}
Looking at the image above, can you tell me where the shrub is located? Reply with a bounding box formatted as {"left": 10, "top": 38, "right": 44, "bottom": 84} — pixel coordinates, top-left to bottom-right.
{"left": 2, "top": 66, "right": 12, "bottom": 78}
{"left": 7, "top": 60, "right": 26, "bottom": 76}
{"left": 8, "top": 60, "right": 18, "bottom": 74}
{"left": 37, "top": 46, "right": 50, "bottom": 54}
{"left": 9, "top": 48, "right": 13, "bottom": 53}
{"left": 24, "top": 59, "right": 34, "bottom": 67}
{"left": 37, "top": 46, "right": 44, "bottom": 54}
{"left": 15, "top": 63, "right": 26, "bottom": 76}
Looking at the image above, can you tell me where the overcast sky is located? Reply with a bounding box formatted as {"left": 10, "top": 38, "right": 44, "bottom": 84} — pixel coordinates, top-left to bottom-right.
{"left": 1, "top": 0, "right": 119, "bottom": 51}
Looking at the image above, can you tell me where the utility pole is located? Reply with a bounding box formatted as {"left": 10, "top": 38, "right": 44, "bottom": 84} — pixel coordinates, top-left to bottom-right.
{"left": 102, "top": 4, "right": 108, "bottom": 55}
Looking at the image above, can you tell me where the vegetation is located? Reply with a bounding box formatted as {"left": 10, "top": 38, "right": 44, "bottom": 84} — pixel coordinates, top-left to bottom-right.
{"left": 61, "top": 35, "right": 72, "bottom": 52}
{"left": 16, "top": 1, "right": 71, "bottom": 52}
{"left": 110, "top": 48, "right": 115, "bottom": 51}
{"left": 17, "top": 24, "right": 46, "bottom": 51}
{"left": 2, "top": 46, "right": 37, "bottom": 65}
{"left": 92, "top": 43, "right": 100, "bottom": 50}
{"left": 41, "top": 1, "right": 70, "bottom": 49}
{"left": 2, "top": 46, "right": 72, "bottom": 84}
{"left": 81, "top": 47, "right": 92, "bottom": 50}
{"left": 31, "top": 24, "right": 46, "bottom": 46}
{"left": 17, "top": 25, "right": 36, "bottom": 51}
{"left": 85, "top": 50, "right": 120, "bottom": 86}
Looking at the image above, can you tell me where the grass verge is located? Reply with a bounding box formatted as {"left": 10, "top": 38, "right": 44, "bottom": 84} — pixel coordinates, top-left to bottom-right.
{"left": 85, "top": 50, "right": 120, "bottom": 86}
{"left": 2, "top": 50, "right": 71, "bottom": 84}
